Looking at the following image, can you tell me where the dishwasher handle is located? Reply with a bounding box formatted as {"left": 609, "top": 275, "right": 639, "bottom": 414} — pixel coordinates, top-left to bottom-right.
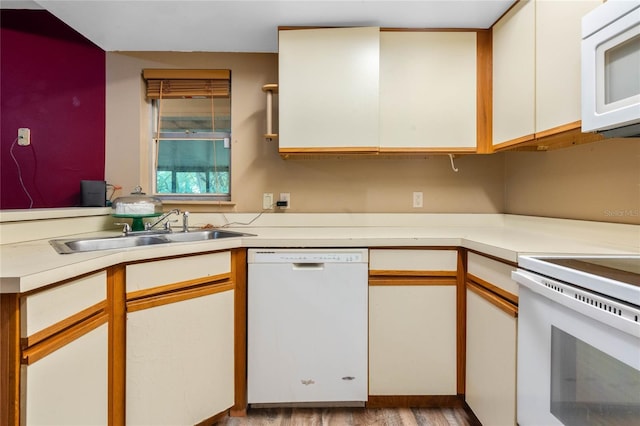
{"left": 292, "top": 262, "right": 324, "bottom": 270}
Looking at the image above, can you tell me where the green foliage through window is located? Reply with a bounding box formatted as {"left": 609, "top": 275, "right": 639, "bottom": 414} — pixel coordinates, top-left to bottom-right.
{"left": 152, "top": 96, "right": 231, "bottom": 200}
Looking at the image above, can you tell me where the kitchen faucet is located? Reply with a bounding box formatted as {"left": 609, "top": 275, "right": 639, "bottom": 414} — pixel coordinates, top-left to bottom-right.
{"left": 145, "top": 208, "right": 181, "bottom": 231}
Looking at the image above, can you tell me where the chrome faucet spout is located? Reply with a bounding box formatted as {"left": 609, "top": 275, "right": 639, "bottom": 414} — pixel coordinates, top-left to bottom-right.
{"left": 146, "top": 208, "right": 180, "bottom": 231}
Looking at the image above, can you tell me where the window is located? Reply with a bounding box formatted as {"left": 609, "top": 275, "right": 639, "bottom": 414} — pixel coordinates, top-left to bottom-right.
{"left": 144, "top": 69, "right": 231, "bottom": 201}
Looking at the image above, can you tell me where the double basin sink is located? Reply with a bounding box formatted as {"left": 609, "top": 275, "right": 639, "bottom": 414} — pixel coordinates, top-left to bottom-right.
{"left": 50, "top": 229, "right": 252, "bottom": 254}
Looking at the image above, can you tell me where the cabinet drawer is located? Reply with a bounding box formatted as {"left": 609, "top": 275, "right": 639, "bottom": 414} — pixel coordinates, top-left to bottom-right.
{"left": 467, "top": 252, "right": 518, "bottom": 296}
{"left": 369, "top": 249, "right": 457, "bottom": 271}
{"left": 126, "top": 251, "right": 231, "bottom": 292}
{"left": 21, "top": 271, "right": 107, "bottom": 338}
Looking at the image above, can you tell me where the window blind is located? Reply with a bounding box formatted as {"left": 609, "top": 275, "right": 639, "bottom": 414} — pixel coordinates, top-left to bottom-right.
{"left": 143, "top": 69, "right": 230, "bottom": 99}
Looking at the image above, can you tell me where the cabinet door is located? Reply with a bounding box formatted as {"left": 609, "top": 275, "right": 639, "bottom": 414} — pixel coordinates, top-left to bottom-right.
{"left": 369, "top": 285, "right": 457, "bottom": 395}
{"left": 492, "top": 0, "right": 535, "bottom": 147}
{"left": 23, "top": 324, "right": 108, "bottom": 425}
{"left": 20, "top": 271, "right": 109, "bottom": 425}
{"left": 369, "top": 249, "right": 458, "bottom": 395}
{"left": 380, "top": 31, "right": 477, "bottom": 151}
{"left": 126, "top": 289, "right": 235, "bottom": 425}
{"left": 278, "top": 27, "right": 380, "bottom": 152}
{"left": 466, "top": 289, "right": 517, "bottom": 426}
{"left": 466, "top": 252, "right": 518, "bottom": 426}
{"left": 535, "top": 0, "right": 601, "bottom": 133}
{"left": 493, "top": 0, "right": 602, "bottom": 147}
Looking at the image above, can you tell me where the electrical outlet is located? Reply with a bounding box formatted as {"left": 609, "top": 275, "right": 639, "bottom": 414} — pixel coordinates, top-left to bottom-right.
{"left": 279, "top": 192, "right": 290, "bottom": 209}
{"left": 18, "top": 128, "right": 30, "bottom": 146}
{"left": 262, "top": 193, "right": 273, "bottom": 209}
{"left": 413, "top": 192, "right": 423, "bottom": 208}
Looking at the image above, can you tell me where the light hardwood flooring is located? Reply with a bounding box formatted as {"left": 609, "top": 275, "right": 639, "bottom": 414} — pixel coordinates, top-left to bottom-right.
{"left": 215, "top": 407, "right": 481, "bottom": 426}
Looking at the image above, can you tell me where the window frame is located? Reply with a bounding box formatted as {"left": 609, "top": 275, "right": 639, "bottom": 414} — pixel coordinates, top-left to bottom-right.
{"left": 144, "top": 69, "right": 232, "bottom": 202}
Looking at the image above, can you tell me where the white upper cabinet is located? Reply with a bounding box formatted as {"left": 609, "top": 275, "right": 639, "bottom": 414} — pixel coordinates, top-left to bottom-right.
{"left": 535, "top": 0, "right": 602, "bottom": 134}
{"left": 492, "top": 0, "right": 535, "bottom": 147}
{"left": 278, "top": 27, "right": 486, "bottom": 154}
{"left": 379, "top": 31, "right": 478, "bottom": 151}
{"left": 493, "top": 0, "right": 602, "bottom": 148}
{"left": 278, "top": 27, "right": 380, "bottom": 153}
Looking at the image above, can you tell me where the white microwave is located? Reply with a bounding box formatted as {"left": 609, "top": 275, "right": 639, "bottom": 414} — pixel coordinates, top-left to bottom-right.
{"left": 582, "top": 0, "right": 640, "bottom": 138}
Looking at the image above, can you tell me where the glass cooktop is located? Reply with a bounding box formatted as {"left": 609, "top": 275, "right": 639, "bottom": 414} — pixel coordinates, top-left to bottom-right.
{"left": 518, "top": 255, "right": 640, "bottom": 306}
{"left": 542, "top": 257, "right": 640, "bottom": 287}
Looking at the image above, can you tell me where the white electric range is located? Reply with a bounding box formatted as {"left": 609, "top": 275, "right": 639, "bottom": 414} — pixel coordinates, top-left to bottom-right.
{"left": 513, "top": 254, "right": 640, "bottom": 426}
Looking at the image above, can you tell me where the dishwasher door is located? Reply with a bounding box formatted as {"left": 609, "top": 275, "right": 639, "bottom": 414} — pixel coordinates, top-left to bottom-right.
{"left": 247, "top": 249, "right": 368, "bottom": 405}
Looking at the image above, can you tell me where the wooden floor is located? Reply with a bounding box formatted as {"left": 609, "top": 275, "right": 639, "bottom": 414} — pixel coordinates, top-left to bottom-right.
{"left": 215, "top": 407, "right": 481, "bottom": 426}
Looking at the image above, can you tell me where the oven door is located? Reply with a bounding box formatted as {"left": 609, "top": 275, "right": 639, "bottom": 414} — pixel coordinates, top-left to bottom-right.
{"left": 581, "top": 3, "right": 640, "bottom": 134}
{"left": 515, "top": 270, "right": 640, "bottom": 426}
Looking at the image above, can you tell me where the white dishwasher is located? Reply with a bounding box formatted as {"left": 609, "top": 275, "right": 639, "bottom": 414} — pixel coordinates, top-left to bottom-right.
{"left": 247, "top": 248, "right": 368, "bottom": 406}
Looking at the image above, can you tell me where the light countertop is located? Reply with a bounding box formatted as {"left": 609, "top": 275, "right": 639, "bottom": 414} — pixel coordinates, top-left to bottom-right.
{"left": 1, "top": 213, "right": 638, "bottom": 293}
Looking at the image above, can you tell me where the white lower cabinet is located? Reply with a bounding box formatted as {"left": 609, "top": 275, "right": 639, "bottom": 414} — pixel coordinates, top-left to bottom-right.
{"left": 19, "top": 271, "right": 109, "bottom": 425}
{"left": 369, "top": 285, "right": 457, "bottom": 395}
{"left": 126, "top": 290, "right": 234, "bottom": 425}
{"left": 24, "top": 324, "right": 108, "bottom": 425}
{"left": 125, "top": 252, "right": 235, "bottom": 425}
{"left": 466, "top": 289, "right": 517, "bottom": 426}
{"left": 369, "top": 249, "right": 458, "bottom": 395}
{"left": 465, "top": 252, "right": 518, "bottom": 426}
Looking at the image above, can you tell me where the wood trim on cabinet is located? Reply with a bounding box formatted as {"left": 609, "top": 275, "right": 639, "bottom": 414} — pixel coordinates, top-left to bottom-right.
{"left": 1, "top": 293, "right": 20, "bottom": 426}
{"left": 21, "top": 311, "right": 108, "bottom": 365}
{"left": 195, "top": 410, "right": 230, "bottom": 426}
{"left": 230, "top": 248, "right": 248, "bottom": 417}
{"left": 492, "top": 133, "right": 536, "bottom": 151}
{"left": 467, "top": 281, "right": 518, "bottom": 318}
{"left": 280, "top": 147, "right": 379, "bottom": 153}
{"left": 531, "top": 123, "right": 604, "bottom": 151}
{"left": 280, "top": 147, "right": 380, "bottom": 158}
{"left": 377, "top": 147, "right": 477, "bottom": 154}
{"left": 108, "top": 265, "right": 126, "bottom": 426}
{"left": 22, "top": 300, "right": 107, "bottom": 348}
{"left": 126, "top": 272, "right": 231, "bottom": 303}
{"left": 369, "top": 270, "right": 457, "bottom": 286}
{"left": 369, "top": 276, "right": 457, "bottom": 286}
{"left": 536, "top": 120, "right": 582, "bottom": 139}
{"left": 465, "top": 249, "right": 518, "bottom": 268}
{"left": 456, "top": 248, "right": 467, "bottom": 396}
{"left": 126, "top": 281, "right": 234, "bottom": 313}
{"left": 492, "top": 121, "right": 605, "bottom": 152}
{"left": 467, "top": 273, "right": 518, "bottom": 305}
{"left": 476, "top": 29, "right": 492, "bottom": 154}
{"left": 369, "top": 277, "right": 457, "bottom": 286}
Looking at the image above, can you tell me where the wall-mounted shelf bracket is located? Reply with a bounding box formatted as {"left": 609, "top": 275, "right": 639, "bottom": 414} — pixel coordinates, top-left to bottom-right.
{"left": 262, "top": 83, "right": 278, "bottom": 141}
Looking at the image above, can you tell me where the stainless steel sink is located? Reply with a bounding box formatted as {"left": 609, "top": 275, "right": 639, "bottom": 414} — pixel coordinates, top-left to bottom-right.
{"left": 163, "top": 229, "right": 250, "bottom": 243}
{"left": 49, "top": 229, "right": 252, "bottom": 254}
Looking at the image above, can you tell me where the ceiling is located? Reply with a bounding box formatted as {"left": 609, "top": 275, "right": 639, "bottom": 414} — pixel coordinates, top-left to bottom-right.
{"left": 3, "top": 0, "right": 516, "bottom": 52}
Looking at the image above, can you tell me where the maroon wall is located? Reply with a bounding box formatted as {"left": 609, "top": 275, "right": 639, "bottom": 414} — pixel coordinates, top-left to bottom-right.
{"left": 1, "top": 10, "right": 105, "bottom": 209}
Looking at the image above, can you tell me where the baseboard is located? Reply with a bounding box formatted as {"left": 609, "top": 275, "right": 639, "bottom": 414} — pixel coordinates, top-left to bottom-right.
{"left": 366, "top": 395, "right": 464, "bottom": 408}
